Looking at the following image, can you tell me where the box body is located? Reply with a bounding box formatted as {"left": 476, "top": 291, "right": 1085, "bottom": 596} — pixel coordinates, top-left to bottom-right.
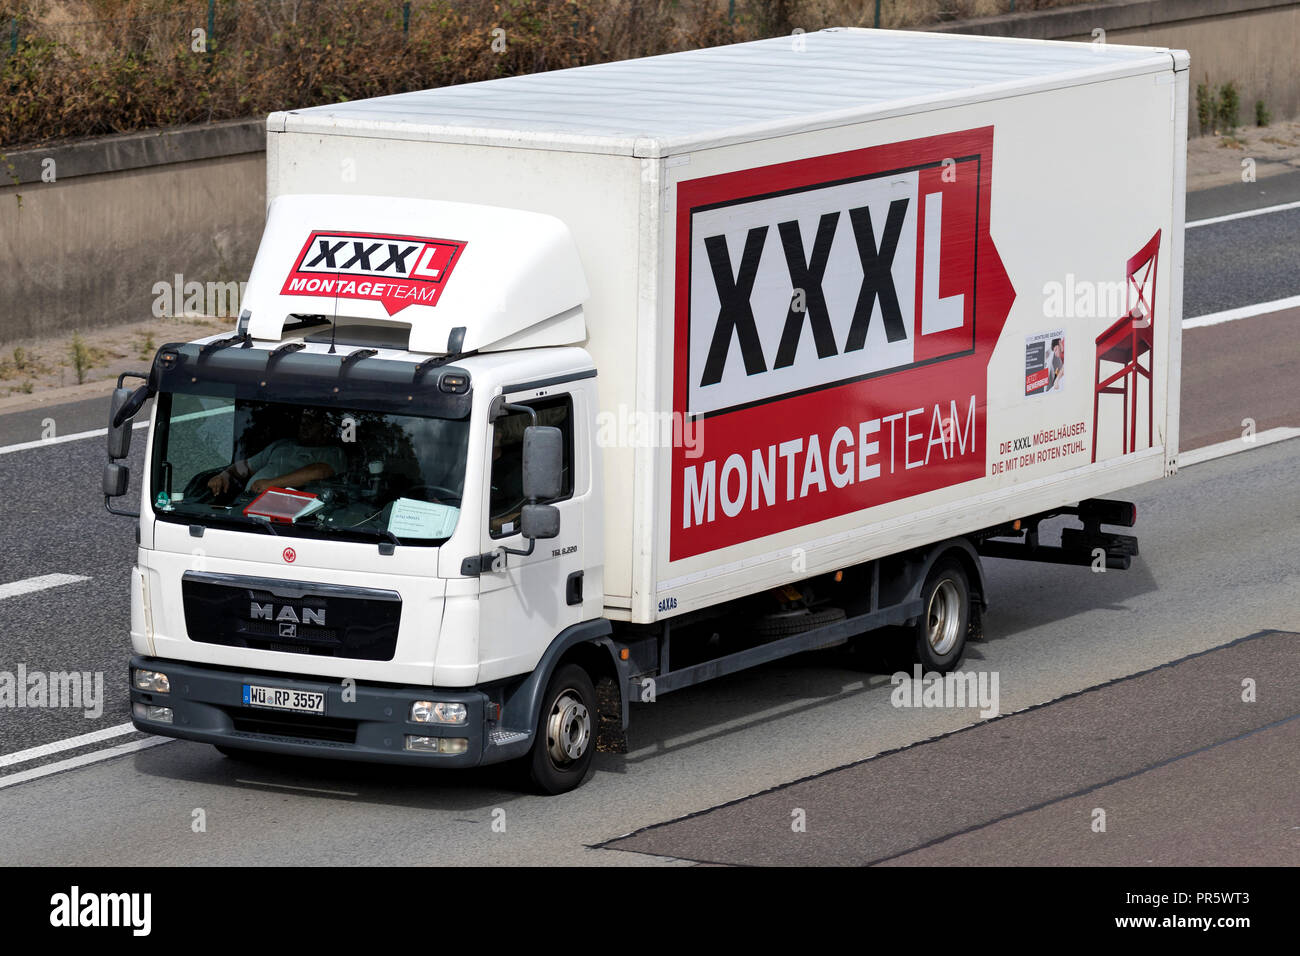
{"left": 268, "top": 29, "right": 1188, "bottom": 624}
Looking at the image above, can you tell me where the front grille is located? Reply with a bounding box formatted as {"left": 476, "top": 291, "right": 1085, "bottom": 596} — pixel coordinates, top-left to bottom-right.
{"left": 227, "top": 708, "right": 358, "bottom": 744}
{"left": 182, "top": 573, "right": 401, "bottom": 661}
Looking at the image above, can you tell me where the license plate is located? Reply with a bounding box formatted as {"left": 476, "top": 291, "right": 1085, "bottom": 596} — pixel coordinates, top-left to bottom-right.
{"left": 242, "top": 684, "right": 325, "bottom": 714}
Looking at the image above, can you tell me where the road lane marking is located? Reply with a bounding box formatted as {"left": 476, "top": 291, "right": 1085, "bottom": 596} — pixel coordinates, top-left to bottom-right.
{"left": 0, "top": 737, "right": 169, "bottom": 791}
{"left": 0, "top": 722, "right": 137, "bottom": 769}
{"left": 236, "top": 779, "right": 359, "bottom": 797}
{"left": 0, "top": 421, "right": 147, "bottom": 457}
{"left": 0, "top": 573, "right": 90, "bottom": 601}
{"left": 1186, "top": 200, "right": 1300, "bottom": 229}
{"left": 1180, "top": 427, "right": 1300, "bottom": 467}
{"left": 1185, "top": 294, "right": 1300, "bottom": 329}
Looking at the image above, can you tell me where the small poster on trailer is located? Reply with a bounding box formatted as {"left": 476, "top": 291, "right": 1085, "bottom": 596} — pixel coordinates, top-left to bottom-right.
{"left": 1025, "top": 330, "right": 1065, "bottom": 396}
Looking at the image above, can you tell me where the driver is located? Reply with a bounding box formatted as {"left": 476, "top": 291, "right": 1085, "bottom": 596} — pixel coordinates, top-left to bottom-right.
{"left": 208, "top": 407, "right": 346, "bottom": 497}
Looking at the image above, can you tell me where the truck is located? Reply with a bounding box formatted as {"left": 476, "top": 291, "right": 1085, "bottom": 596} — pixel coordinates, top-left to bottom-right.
{"left": 105, "top": 28, "right": 1189, "bottom": 793}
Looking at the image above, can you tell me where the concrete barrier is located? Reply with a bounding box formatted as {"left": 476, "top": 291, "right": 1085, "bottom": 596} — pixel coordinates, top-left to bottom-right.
{"left": 2, "top": 1, "right": 1296, "bottom": 343}
{"left": 0, "top": 119, "right": 265, "bottom": 345}
{"left": 931, "top": 0, "right": 1300, "bottom": 134}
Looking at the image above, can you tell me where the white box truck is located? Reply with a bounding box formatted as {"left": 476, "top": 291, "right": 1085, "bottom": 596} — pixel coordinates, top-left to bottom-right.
{"left": 106, "top": 28, "right": 1189, "bottom": 793}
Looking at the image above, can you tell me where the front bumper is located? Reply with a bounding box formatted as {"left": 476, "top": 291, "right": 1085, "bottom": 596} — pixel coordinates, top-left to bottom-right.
{"left": 129, "top": 656, "right": 494, "bottom": 767}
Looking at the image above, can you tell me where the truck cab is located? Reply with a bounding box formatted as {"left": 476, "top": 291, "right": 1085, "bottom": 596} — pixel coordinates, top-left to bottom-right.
{"left": 108, "top": 196, "right": 623, "bottom": 793}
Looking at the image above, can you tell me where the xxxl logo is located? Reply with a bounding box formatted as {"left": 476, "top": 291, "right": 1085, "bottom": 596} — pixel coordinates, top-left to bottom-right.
{"left": 687, "top": 163, "right": 976, "bottom": 417}
{"left": 670, "top": 128, "right": 1016, "bottom": 560}
{"left": 281, "top": 230, "right": 466, "bottom": 315}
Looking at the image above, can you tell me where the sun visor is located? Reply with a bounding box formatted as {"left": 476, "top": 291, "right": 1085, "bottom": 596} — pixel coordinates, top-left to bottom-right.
{"left": 241, "top": 194, "right": 590, "bottom": 353}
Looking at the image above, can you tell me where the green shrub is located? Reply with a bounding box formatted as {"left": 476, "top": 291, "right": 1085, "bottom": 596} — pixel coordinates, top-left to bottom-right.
{"left": 1217, "top": 81, "right": 1240, "bottom": 131}
{"left": 1196, "top": 82, "right": 1218, "bottom": 135}
{"left": 1255, "top": 99, "right": 1271, "bottom": 127}
{"left": 69, "top": 332, "right": 91, "bottom": 384}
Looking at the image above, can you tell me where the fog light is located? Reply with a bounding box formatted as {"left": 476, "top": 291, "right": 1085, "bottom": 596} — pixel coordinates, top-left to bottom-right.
{"left": 410, "top": 700, "right": 467, "bottom": 724}
{"left": 133, "top": 669, "right": 170, "bottom": 693}
{"left": 405, "top": 735, "right": 470, "bottom": 754}
{"left": 133, "top": 702, "right": 173, "bottom": 723}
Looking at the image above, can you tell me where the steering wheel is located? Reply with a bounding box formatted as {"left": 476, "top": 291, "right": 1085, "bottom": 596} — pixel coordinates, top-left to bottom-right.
{"left": 184, "top": 466, "right": 242, "bottom": 506}
{"left": 403, "top": 484, "right": 462, "bottom": 506}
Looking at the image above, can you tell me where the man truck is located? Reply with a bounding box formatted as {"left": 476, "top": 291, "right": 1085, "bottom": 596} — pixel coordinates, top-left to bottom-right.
{"left": 107, "top": 28, "right": 1188, "bottom": 793}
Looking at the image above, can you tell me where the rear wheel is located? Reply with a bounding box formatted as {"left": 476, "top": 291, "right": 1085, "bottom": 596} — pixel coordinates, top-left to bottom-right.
{"left": 526, "top": 664, "right": 597, "bottom": 795}
{"left": 910, "top": 559, "right": 970, "bottom": 672}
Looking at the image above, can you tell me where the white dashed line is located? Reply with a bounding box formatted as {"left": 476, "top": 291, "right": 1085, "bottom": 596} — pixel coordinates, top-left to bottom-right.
{"left": 0, "top": 421, "right": 147, "bottom": 457}
{"left": 1186, "top": 200, "right": 1300, "bottom": 228}
{"left": 1184, "top": 294, "right": 1300, "bottom": 329}
{"left": 0, "top": 737, "right": 170, "bottom": 791}
{"left": 0, "top": 573, "right": 91, "bottom": 601}
{"left": 236, "top": 779, "right": 358, "bottom": 797}
{"left": 1180, "top": 427, "right": 1300, "bottom": 467}
{"left": 0, "top": 722, "right": 138, "bottom": 770}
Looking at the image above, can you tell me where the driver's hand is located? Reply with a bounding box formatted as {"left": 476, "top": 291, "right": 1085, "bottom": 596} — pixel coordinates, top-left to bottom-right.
{"left": 208, "top": 471, "right": 230, "bottom": 495}
{"left": 249, "top": 478, "right": 274, "bottom": 496}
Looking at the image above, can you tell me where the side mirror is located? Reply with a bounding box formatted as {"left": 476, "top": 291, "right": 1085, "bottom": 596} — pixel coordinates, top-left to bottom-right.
{"left": 103, "top": 462, "right": 130, "bottom": 498}
{"left": 521, "top": 503, "right": 560, "bottom": 540}
{"left": 107, "top": 384, "right": 149, "bottom": 458}
{"left": 522, "top": 425, "right": 562, "bottom": 501}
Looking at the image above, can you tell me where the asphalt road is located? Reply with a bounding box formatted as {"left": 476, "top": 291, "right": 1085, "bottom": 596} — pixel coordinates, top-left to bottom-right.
{"left": 0, "top": 435, "right": 1296, "bottom": 865}
{"left": 606, "top": 630, "right": 1300, "bottom": 865}
{"left": 0, "top": 188, "right": 1296, "bottom": 866}
{"left": 1185, "top": 206, "right": 1300, "bottom": 315}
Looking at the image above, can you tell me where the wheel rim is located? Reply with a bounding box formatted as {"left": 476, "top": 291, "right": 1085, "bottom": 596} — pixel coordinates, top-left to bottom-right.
{"left": 545, "top": 689, "right": 591, "bottom": 766}
{"left": 927, "top": 579, "right": 962, "bottom": 656}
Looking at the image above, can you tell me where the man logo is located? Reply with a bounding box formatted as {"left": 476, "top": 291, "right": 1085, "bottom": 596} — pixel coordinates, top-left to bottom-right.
{"left": 250, "top": 603, "right": 326, "bottom": 627}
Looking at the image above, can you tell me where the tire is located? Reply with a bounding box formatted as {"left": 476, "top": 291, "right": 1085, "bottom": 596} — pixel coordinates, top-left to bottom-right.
{"left": 526, "top": 664, "right": 597, "bottom": 795}
{"left": 909, "top": 558, "right": 970, "bottom": 672}
{"left": 754, "top": 605, "right": 847, "bottom": 639}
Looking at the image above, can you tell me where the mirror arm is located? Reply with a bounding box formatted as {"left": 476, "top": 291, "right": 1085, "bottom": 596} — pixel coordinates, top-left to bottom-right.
{"left": 491, "top": 400, "right": 537, "bottom": 426}
{"left": 113, "top": 381, "right": 155, "bottom": 429}
{"left": 498, "top": 538, "right": 537, "bottom": 559}
{"left": 104, "top": 496, "right": 139, "bottom": 519}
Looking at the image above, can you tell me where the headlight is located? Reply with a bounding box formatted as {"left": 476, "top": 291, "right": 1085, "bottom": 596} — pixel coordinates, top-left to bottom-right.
{"left": 410, "top": 700, "right": 468, "bottom": 724}
{"left": 133, "top": 702, "right": 173, "bottom": 723}
{"left": 405, "top": 735, "right": 469, "bottom": 754}
{"left": 133, "top": 669, "right": 170, "bottom": 693}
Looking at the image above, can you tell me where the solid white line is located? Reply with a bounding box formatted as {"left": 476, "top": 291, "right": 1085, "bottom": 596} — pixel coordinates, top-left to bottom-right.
{"left": 0, "top": 573, "right": 90, "bottom": 601}
{"left": 0, "top": 421, "right": 147, "bottom": 457}
{"left": 1186, "top": 200, "right": 1300, "bottom": 229}
{"left": 0, "top": 737, "right": 170, "bottom": 791}
{"left": 1184, "top": 294, "right": 1300, "bottom": 328}
{"left": 0, "top": 722, "right": 138, "bottom": 769}
{"left": 1180, "top": 427, "right": 1300, "bottom": 467}
{"left": 236, "top": 779, "right": 358, "bottom": 797}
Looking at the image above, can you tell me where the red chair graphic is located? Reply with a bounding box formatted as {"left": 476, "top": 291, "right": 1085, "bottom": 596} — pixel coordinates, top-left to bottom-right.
{"left": 1092, "top": 230, "right": 1161, "bottom": 463}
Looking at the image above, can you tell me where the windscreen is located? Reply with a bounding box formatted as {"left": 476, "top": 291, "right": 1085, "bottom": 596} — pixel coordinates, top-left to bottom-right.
{"left": 150, "top": 392, "right": 470, "bottom": 546}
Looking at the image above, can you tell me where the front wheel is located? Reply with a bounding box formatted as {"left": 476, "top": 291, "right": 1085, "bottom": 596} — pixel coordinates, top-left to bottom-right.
{"left": 525, "top": 664, "right": 597, "bottom": 795}
{"left": 910, "top": 559, "right": 970, "bottom": 672}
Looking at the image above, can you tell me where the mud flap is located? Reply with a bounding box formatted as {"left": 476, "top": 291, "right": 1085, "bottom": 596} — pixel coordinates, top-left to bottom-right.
{"left": 594, "top": 675, "right": 627, "bottom": 754}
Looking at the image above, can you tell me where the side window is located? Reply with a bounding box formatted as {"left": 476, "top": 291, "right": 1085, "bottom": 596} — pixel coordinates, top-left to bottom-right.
{"left": 489, "top": 395, "right": 574, "bottom": 538}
